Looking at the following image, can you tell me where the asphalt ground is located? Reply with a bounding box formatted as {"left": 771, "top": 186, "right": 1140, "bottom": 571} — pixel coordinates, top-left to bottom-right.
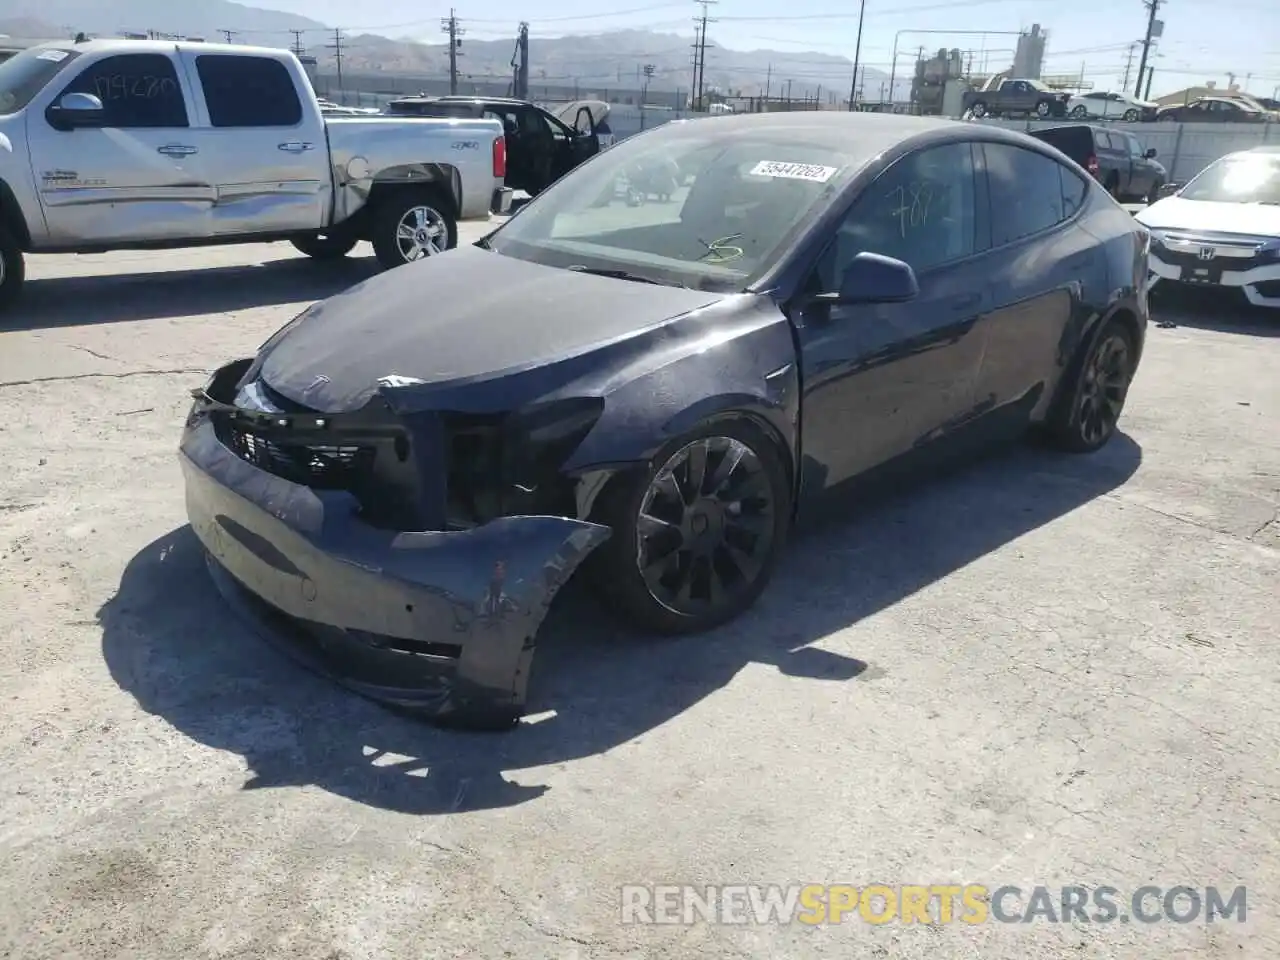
{"left": 0, "top": 224, "right": 1276, "bottom": 960}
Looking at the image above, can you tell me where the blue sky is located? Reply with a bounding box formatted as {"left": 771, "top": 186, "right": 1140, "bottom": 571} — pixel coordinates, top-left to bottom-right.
{"left": 261, "top": 0, "right": 1279, "bottom": 98}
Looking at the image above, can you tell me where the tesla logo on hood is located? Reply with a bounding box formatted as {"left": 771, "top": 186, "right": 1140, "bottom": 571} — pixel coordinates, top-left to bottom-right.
{"left": 304, "top": 375, "right": 330, "bottom": 393}
{"left": 377, "top": 374, "right": 427, "bottom": 388}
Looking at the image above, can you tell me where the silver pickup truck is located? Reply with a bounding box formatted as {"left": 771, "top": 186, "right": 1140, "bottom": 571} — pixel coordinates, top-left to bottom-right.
{"left": 0, "top": 38, "right": 512, "bottom": 310}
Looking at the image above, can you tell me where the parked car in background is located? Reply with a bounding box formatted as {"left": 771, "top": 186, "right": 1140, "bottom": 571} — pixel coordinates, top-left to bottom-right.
{"left": 1030, "top": 124, "right": 1166, "bottom": 203}
{"left": 0, "top": 39, "right": 510, "bottom": 310}
{"left": 385, "top": 94, "right": 602, "bottom": 196}
{"left": 962, "top": 77, "right": 1071, "bottom": 119}
{"left": 1067, "top": 90, "right": 1158, "bottom": 122}
{"left": 1136, "top": 146, "right": 1280, "bottom": 308}
{"left": 1156, "top": 97, "right": 1268, "bottom": 123}
{"left": 182, "top": 112, "right": 1148, "bottom": 726}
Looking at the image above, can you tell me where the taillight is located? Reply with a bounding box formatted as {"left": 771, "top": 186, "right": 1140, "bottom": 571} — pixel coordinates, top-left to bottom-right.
{"left": 492, "top": 135, "right": 507, "bottom": 180}
{"left": 1087, "top": 154, "right": 1100, "bottom": 177}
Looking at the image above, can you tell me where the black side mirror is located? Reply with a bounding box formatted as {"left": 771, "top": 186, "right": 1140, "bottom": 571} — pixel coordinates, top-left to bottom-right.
{"left": 1144, "top": 147, "right": 1158, "bottom": 159}
{"left": 814, "top": 252, "right": 919, "bottom": 306}
{"left": 46, "top": 91, "right": 106, "bottom": 131}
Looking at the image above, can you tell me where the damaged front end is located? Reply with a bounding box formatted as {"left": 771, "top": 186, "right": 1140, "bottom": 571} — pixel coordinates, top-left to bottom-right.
{"left": 180, "top": 358, "right": 612, "bottom": 729}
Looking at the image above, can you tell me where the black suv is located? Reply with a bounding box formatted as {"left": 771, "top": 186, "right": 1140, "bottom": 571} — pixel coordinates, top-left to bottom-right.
{"left": 1032, "top": 124, "right": 1167, "bottom": 203}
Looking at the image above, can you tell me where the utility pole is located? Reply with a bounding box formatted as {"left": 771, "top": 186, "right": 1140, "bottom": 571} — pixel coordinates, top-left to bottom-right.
{"left": 764, "top": 62, "right": 772, "bottom": 102}
{"left": 691, "top": 0, "right": 717, "bottom": 112}
{"left": 847, "top": 0, "right": 866, "bottom": 110}
{"left": 442, "top": 10, "right": 464, "bottom": 95}
{"left": 1144, "top": 67, "right": 1155, "bottom": 100}
{"left": 326, "top": 28, "right": 345, "bottom": 95}
{"left": 289, "top": 29, "right": 306, "bottom": 57}
{"left": 511, "top": 22, "right": 529, "bottom": 100}
{"left": 1121, "top": 41, "right": 1138, "bottom": 93}
{"left": 1135, "top": 0, "right": 1161, "bottom": 107}
{"left": 219, "top": 29, "right": 237, "bottom": 43}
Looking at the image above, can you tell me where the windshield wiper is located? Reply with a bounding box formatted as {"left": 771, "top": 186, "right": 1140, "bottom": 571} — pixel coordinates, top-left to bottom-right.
{"left": 565, "top": 265, "right": 687, "bottom": 287}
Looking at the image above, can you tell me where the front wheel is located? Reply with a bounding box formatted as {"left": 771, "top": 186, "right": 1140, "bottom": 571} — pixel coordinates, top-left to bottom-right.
{"left": 1122, "top": 108, "right": 1140, "bottom": 122}
{"left": 968, "top": 101, "right": 988, "bottom": 119}
{"left": 1070, "top": 104, "right": 1088, "bottom": 119}
{"left": 370, "top": 189, "right": 458, "bottom": 270}
{"left": 0, "top": 225, "right": 24, "bottom": 312}
{"left": 291, "top": 232, "right": 357, "bottom": 260}
{"left": 1035, "top": 99, "right": 1051, "bottom": 118}
{"left": 1147, "top": 179, "right": 1164, "bottom": 204}
{"left": 589, "top": 419, "right": 791, "bottom": 635}
{"left": 1046, "top": 320, "right": 1136, "bottom": 453}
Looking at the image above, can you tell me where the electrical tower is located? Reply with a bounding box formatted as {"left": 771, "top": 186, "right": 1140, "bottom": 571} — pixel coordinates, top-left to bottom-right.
{"left": 1135, "top": 0, "right": 1162, "bottom": 102}
{"left": 442, "top": 10, "right": 465, "bottom": 95}
{"left": 690, "top": 0, "right": 717, "bottom": 111}
{"left": 326, "top": 28, "right": 346, "bottom": 95}
{"left": 289, "top": 29, "right": 306, "bottom": 57}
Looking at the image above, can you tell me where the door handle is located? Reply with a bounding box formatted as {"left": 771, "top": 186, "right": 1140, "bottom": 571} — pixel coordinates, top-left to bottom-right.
{"left": 157, "top": 144, "right": 198, "bottom": 157}
{"left": 950, "top": 292, "right": 982, "bottom": 312}
{"left": 278, "top": 142, "right": 315, "bottom": 153}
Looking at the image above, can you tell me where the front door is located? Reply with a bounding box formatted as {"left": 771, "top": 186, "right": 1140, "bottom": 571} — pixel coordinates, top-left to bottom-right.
{"left": 27, "top": 51, "right": 214, "bottom": 244}
{"left": 794, "top": 141, "right": 990, "bottom": 491}
{"left": 182, "top": 51, "right": 330, "bottom": 236}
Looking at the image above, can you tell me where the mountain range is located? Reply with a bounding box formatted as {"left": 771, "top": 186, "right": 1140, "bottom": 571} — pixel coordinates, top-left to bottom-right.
{"left": 0, "top": 0, "right": 896, "bottom": 101}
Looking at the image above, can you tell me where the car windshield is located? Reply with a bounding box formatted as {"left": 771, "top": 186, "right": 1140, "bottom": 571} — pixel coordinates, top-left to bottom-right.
{"left": 1179, "top": 154, "right": 1280, "bottom": 204}
{"left": 1028, "top": 80, "right": 1053, "bottom": 92}
{"left": 0, "top": 46, "right": 82, "bottom": 115}
{"left": 486, "top": 127, "right": 860, "bottom": 291}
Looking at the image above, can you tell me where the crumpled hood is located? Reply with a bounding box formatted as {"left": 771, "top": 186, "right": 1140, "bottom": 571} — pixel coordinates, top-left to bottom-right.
{"left": 1136, "top": 197, "right": 1280, "bottom": 237}
{"left": 257, "top": 245, "right": 723, "bottom": 412}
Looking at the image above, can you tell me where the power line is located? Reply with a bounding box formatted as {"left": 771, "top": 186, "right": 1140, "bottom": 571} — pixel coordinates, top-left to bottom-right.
{"left": 442, "top": 10, "right": 465, "bottom": 95}
{"left": 326, "top": 28, "right": 346, "bottom": 92}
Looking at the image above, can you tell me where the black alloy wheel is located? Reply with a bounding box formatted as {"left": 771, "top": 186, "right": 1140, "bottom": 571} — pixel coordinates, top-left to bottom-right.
{"left": 591, "top": 420, "right": 790, "bottom": 634}
{"left": 1070, "top": 104, "right": 1088, "bottom": 119}
{"left": 1049, "top": 321, "right": 1135, "bottom": 453}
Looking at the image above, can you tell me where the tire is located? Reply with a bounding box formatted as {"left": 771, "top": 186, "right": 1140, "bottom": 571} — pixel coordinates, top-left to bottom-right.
{"left": 291, "top": 232, "right": 357, "bottom": 260}
{"left": 1122, "top": 108, "right": 1140, "bottom": 122}
{"left": 0, "top": 225, "right": 24, "bottom": 313}
{"left": 588, "top": 418, "right": 791, "bottom": 635}
{"left": 1105, "top": 173, "right": 1121, "bottom": 199}
{"left": 370, "top": 188, "right": 458, "bottom": 270}
{"left": 1147, "top": 179, "right": 1164, "bottom": 205}
{"left": 1035, "top": 99, "right": 1051, "bottom": 118}
{"left": 1046, "top": 319, "right": 1137, "bottom": 453}
{"left": 1070, "top": 104, "right": 1088, "bottom": 119}
{"left": 969, "top": 101, "right": 987, "bottom": 119}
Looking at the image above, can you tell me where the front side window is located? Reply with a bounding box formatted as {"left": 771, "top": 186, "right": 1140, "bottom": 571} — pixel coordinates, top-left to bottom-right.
{"left": 1179, "top": 154, "right": 1280, "bottom": 204}
{"left": 0, "top": 46, "right": 82, "bottom": 115}
{"left": 58, "top": 53, "right": 186, "bottom": 127}
{"left": 487, "top": 128, "right": 865, "bottom": 291}
{"left": 196, "top": 55, "right": 302, "bottom": 127}
{"left": 812, "top": 142, "right": 977, "bottom": 289}
{"left": 984, "top": 143, "right": 1069, "bottom": 245}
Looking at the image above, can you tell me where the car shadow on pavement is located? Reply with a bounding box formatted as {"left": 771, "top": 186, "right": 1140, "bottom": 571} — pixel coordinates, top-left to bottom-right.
{"left": 99, "top": 433, "right": 1141, "bottom": 816}
{"left": 12, "top": 255, "right": 381, "bottom": 330}
{"left": 1151, "top": 290, "right": 1280, "bottom": 337}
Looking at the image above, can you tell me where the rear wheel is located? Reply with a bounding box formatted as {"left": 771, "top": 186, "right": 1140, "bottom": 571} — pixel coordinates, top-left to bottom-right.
{"left": 1035, "top": 99, "right": 1051, "bottom": 118}
{"left": 1047, "top": 319, "right": 1136, "bottom": 453}
{"left": 967, "top": 101, "right": 988, "bottom": 119}
{"left": 1070, "top": 104, "right": 1088, "bottom": 119}
{"left": 1146, "top": 179, "right": 1164, "bottom": 204}
{"left": 0, "top": 225, "right": 24, "bottom": 313}
{"left": 291, "top": 232, "right": 357, "bottom": 260}
{"left": 1122, "top": 108, "right": 1140, "bottom": 122}
{"left": 590, "top": 418, "right": 791, "bottom": 635}
{"left": 370, "top": 188, "right": 458, "bottom": 270}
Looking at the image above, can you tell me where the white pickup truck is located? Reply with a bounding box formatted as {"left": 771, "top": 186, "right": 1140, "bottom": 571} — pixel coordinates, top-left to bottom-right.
{"left": 0, "top": 38, "right": 512, "bottom": 310}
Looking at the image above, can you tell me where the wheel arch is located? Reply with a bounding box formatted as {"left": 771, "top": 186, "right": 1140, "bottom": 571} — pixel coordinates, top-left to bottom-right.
{"left": 1045, "top": 302, "right": 1142, "bottom": 426}
{"left": 0, "top": 178, "right": 32, "bottom": 250}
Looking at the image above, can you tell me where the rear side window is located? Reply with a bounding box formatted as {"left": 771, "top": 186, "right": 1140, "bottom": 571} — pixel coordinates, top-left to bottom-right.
{"left": 1060, "top": 167, "right": 1088, "bottom": 217}
{"left": 59, "top": 53, "right": 186, "bottom": 127}
{"left": 983, "top": 143, "right": 1068, "bottom": 245}
{"left": 196, "top": 55, "right": 302, "bottom": 127}
{"left": 1093, "top": 129, "right": 1112, "bottom": 150}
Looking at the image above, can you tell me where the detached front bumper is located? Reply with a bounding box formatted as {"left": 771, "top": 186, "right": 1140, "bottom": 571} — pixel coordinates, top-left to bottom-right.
{"left": 180, "top": 415, "right": 609, "bottom": 729}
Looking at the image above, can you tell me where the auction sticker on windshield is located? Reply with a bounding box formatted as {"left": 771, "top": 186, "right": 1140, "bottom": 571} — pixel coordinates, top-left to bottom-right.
{"left": 36, "top": 50, "right": 70, "bottom": 62}
{"left": 749, "top": 161, "right": 839, "bottom": 183}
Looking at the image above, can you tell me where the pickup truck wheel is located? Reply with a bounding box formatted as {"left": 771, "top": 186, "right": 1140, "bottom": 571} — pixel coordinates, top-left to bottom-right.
{"left": 291, "top": 233, "right": 357, "bottom": 260}
{"left": 0, "top": 226, "right": 24, "bottom": 311}
{"left": 968, "top": 101, "right": 988, "bottom": 119}
{"left": 1035, "top": 99, "right": 1051, "bottom": 118}
{"left": 1146, "top": 179, "right": 1164, "bottom": 204}
{"left": 371, "top": 190, "right": 458, "bottom": 269}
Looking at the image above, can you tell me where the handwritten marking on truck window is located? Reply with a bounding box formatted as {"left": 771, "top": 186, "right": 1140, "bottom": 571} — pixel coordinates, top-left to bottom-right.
{"left": 91, "top": 75, "right": 179, "bottom": 102}
{"left": 749, "top": 161, "right": 839, "bottom": 183}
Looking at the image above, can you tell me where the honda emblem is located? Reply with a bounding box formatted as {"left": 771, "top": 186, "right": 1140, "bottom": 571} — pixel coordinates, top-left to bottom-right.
{"left": 1198, "top": 246, "right": 1216, "bottom": 261}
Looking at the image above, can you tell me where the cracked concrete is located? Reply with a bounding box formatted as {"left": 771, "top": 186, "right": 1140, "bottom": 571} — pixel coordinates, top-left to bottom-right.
{"left": 0, "top": 237, "right": 1277, "bottom": 960}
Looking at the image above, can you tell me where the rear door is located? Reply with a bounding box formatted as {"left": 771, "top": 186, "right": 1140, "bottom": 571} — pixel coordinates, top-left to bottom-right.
{"left": 794, "top": 140, "right": 991, "bottom": 486}
{"left": 972, "top": 142, "right": 1102, "bottom": 430}
{"left": 182, "top": 51, "right": 330, "bottom": 235}
{"left": 27, "top": 50, "right": 214, "bottom": 243}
